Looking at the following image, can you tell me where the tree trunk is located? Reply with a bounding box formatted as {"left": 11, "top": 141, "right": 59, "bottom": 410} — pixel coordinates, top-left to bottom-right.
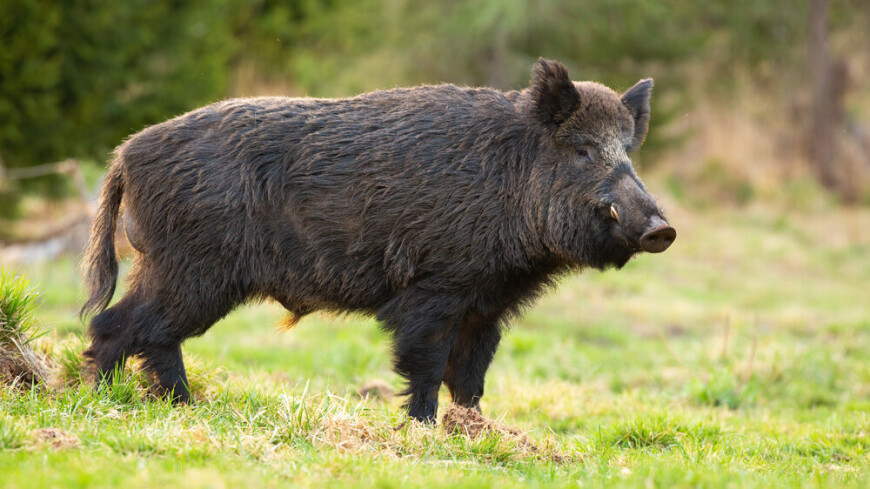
{"left": 808, "top": 0, "right": 845, "bottom": 192}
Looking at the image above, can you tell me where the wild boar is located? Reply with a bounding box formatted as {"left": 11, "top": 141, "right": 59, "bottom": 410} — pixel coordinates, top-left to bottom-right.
{"left": 81, "top": 58, "right": 675, "bottom": 422}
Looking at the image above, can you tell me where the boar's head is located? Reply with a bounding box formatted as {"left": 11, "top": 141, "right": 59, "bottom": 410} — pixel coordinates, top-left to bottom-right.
{"left": 527, "top": 58, "right": 676, "bottom": 270}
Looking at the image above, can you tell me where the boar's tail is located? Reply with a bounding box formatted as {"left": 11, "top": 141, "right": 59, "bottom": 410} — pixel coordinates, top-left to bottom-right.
{"left": 79, "top": 159, "right": 125, "bottom": 319}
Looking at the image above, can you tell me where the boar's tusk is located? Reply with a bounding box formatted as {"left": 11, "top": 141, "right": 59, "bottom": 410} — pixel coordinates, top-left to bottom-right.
{"left": 610, "top": 204, "right": 619, "bottom": 222}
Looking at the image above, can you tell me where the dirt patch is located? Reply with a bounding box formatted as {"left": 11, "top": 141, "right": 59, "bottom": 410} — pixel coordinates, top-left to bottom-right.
{"left": 0, "top": 342, "right": 49, "bottom": 388}
{"left": 441, "top": 403, "right": 568, "bottom": 463}
{"left": 356, "top": 379, "right": 394, "bottom": 401}
{"left": 32, "top": 428, "right": 80, "bottom": 450}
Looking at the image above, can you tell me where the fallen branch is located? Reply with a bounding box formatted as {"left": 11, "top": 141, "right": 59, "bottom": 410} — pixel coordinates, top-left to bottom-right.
{"left": 0, "top": 158, "right": 94, "bottom": 205}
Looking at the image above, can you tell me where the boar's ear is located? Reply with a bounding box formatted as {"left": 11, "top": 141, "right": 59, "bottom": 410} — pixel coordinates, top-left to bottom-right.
{"left": 531, "top": 57, "right": 580, "bottom": 128}
{"left": 621, "top": 78, "right": 654, "bottom": 151}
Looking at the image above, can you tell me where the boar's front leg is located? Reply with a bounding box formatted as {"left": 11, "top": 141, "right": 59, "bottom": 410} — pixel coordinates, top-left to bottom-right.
{"left": 442, "top": 311, "right": 502, "bottom": 411}
{"left": 378, "top": 290, "right": 464, "bottom": 423}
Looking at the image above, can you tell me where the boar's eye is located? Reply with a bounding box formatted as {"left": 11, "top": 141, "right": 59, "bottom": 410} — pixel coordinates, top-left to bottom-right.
{"left": 577, "top": 146, "right": 593, "bottom": 164}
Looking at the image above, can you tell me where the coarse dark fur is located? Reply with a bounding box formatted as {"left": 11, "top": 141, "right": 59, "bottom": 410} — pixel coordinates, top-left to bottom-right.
{"left": 81, "top": 58, "right": 675, "bottom": 422}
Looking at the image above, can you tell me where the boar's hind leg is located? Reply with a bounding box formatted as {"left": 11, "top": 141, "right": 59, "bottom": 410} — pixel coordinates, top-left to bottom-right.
{"left": 85, "top": 290, "right": 145, "bottom": 386}
{"left": 142, "top": 344, "right": 190, "bottom": 404}
{"left": 442, "top": 313, "right": 502, "bottom": 411}
{"left": 378, "top": 291, "right": 464, "bottom": 423}
{"left": 135, "top": 287, "right": 242, "bottom": 404}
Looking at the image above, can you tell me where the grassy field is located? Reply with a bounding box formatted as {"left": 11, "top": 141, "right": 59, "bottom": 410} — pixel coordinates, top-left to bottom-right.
{"left": 1, "top": 190, "right": 869, "bottom": 488}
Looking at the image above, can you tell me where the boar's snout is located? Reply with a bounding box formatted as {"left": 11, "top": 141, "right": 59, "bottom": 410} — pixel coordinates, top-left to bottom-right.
{"left": 640, "top": 216, "right": 676, "bottom": 253}
{"left": 609, "top": 172, "right": 676, "bottom": 254}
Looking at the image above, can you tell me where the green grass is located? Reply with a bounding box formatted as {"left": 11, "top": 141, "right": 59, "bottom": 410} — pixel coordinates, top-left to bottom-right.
{"left": 1, "top": 199, "right": 869, "bottom": 488}
{"left": 0, "top": 270, "right": 41, "bottom": 343}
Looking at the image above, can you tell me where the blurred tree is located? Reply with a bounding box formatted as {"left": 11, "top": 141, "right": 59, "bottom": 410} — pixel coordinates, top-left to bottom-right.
{"left": 0, "top": 0, "right": 233, "bottom": 196}
{"left": 1, "top": 0, "right": 868, "bottom": 206}
{"left": 808, "top": 0, "right": 850, "bottom": 196}
{"left": 809, "top": 0, "right": 834, "bottom": 186}
{"left": 0, "top": 0, "right": 62, "bottom": 171}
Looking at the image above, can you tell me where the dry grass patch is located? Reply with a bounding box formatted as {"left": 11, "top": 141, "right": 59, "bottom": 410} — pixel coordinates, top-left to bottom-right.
{"left": 441, "top": 403, "right": 568, "bottom": 463}
{"left": 0, "top": 271, "right": 49, "bottom": 388}
{"left": 31, "top": 428, "right": 80, "bottom": 450}
{"left": 265, "top": 398, "right": 570, "bottom": 464}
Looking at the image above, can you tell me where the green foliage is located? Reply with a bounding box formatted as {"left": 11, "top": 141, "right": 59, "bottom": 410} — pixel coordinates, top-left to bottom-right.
{"left": 0, "top": 0, "right": 61, "bottom": 168}
{"left": 0, "top": 181, "right": 20, "bottom": 231}
{"left": 0, "top": 0, "right": 233, "bottom": 195}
